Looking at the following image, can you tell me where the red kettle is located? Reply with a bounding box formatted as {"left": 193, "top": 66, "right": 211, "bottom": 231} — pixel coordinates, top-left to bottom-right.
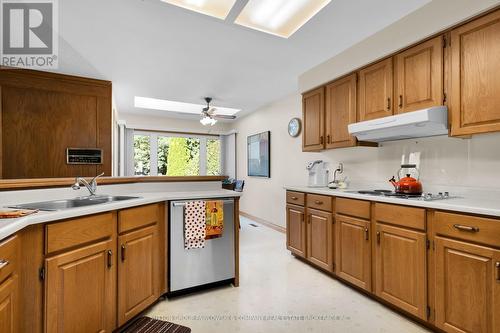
{"left": 389, "top": 164, "right": 423, "bottom": 195}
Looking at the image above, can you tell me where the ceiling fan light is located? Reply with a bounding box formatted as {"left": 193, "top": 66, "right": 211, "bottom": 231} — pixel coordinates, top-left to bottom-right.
{"left": 200, "top": 116, "right": 212, "bottom": 126}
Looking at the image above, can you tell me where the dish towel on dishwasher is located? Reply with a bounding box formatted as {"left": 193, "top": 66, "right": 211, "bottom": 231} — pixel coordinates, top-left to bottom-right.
{"left": 205, "top": 200, "right": 224, "bottom": 240}
{"left": 184, "top": 201, "right": 206, "bottom": 249}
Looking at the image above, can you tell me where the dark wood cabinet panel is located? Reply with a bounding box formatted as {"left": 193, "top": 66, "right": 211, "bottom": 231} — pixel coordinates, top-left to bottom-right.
{"left": 0, "top": 69, "right": 112, "bottom": 179}
{"left": 374, "top": 223, "right": 427, "bottom": 319}
{"left": 307, "top": 208, "right": 334, "bottom": 272}
{"left": 450, "top": 9, "right": 500, "bottom": 136}
{"left": 302, "top": 87, "right": 325, "bottom": 151}
{"left": 286, "top": 204, "right": 306, "bottom": 258}
{"left": 395, "top": 36, "right": 443, "bottom": 114}
{"left": 325, "top": 74, "right": 357, "bottom": 148}
{"left": 358, "top": 58, "right": 393, "bottom": 121}
{"left": 335, "top": 214, "right": 371, "bottom": 291}
{"left": 435, "top": 237, "right": 500, "bottom": 333}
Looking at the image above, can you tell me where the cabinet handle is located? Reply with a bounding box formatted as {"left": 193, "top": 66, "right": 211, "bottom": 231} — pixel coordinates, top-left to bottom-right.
{"left": 314, "top": 200, "right": 323, "bottom": 205}
{"left": 399, "top": 95, "right": 403, "bottom": 108}
{"left": 376, "top": 231, "right": 381, "bottom": 244}
{"left": 121, "top": 244, "right": 126, "bottom": 261}
{"left": 107, "top": 250, "right": 113, "bottom": 268}
{"left": 453, "top": 224, "right": 479, "bottom": 233}
{"left": 496, "top": 262, "right": 500, "bottom": 281}
{"left": 320, "top": 136, "right": 324, "bottom": 145}
{"left": 365, "top": 228, "right": 369, "bottom": 241}
{"left": 0, "top": 259, "right": 9, "bottom": 270}
{"left": 291, "top": 196, "right": 298, "bottom": 200}
{"left": 327, "top": 135, "right": 331, "bottom": 144}
{"left": 387, "top": 98, "right": 391, "bottom": 110}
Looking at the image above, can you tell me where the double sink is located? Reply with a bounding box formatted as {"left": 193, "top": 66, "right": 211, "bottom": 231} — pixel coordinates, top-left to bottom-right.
{"left": 9, "top": 195, "right": 140, "bottom": 211}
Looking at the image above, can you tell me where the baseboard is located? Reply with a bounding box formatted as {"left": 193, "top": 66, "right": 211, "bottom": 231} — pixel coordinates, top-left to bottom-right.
{"left": 239, "top": 211, "right": 286, "bottom": 233}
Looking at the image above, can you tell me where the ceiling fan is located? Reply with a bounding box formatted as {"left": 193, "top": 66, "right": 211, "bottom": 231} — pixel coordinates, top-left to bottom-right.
{"left": 200, "top": 97, "right": 236, "bottom": 126}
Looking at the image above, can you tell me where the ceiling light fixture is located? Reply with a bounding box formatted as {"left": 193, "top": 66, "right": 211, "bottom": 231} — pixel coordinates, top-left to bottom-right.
{"left": 235, "top": 0, "right": 331, "bottom": 38}
{"left": 161, "top": 0, "right": 237, "bottom": 20}
{"left": 200, "top": 115, "right": 217, "bottom": 126}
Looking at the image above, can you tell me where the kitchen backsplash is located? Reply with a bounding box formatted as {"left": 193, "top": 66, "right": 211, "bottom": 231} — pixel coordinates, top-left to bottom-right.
{"left": 319, "top": 132, "right": 500, "bottom": 193}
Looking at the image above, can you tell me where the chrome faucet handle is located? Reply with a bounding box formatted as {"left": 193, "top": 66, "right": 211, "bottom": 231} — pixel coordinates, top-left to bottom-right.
{"left": 71, "top": 178, "right": 81, "bottom": 191}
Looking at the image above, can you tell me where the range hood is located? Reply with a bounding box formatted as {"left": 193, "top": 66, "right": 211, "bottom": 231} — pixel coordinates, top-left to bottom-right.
{"left": 348, "top": 106, "right": 448, "bottom": 142}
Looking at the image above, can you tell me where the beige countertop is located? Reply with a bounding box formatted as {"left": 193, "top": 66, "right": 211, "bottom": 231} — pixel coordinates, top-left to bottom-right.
{"left": 0, "top": 189, "right": 241, "bottom": 240}
{"left": 284, "top": 185, "right": 500, "bottom": 218}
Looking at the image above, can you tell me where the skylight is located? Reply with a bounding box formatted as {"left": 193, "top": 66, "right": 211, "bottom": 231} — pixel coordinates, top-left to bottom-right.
{"left": 161, "top": 0, "right": 237, "bottom": 20}
{"left": 235, "top": 0, "right": 331, "bottom": 38}
{"left": 134, "top": 96, "right": 240, "bottom": 116}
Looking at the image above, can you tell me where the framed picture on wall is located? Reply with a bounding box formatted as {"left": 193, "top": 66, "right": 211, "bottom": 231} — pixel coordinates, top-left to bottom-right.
{"left": 247, "top": 131, "right": 270, "bottom": 178}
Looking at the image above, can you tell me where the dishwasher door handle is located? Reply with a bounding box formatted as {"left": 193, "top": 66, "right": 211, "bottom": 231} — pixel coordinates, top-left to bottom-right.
{"left": 172, "top": 199, "right": 235, "bottom": 207}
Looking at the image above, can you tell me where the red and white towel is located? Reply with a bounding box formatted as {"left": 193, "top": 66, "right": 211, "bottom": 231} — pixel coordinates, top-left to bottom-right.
{"left": 184, "top": 201, "right": 206, "bottom": 249}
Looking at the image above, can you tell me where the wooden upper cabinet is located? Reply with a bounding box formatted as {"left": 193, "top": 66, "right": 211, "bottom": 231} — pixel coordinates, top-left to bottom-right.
{"left": 450, "top": 9, "right": 500, "bottom": 136}
{"left": 395, "top": 36, "right": 444, "bottom": 114}
{"left": 358, "top": 58, "right": 393, "bottom": 121}
{"left": 335, "top": 214, "right": 371, "bottom": 291}
{"left": 286, "top": 204, "right": 306, "bottom": 258}
{"left": 374, "top": 223, "right": 427, "bottom": 320}
{"left": 435, "top": 237, "right": 500, "bottom": 333}
{"left": 325, "top": 74, "right": 357, "bottom": 149}
{"left": 306, "top": 208, "right": 334, "bottom": 272}
{"left": 45, "top": 239, "right": 117, "bottom": 333}
{"left": 118, "top": 225, "right": 159, "bottom": 326}
{"left": 302, "top": 87, "right": 325, "bottom": 151}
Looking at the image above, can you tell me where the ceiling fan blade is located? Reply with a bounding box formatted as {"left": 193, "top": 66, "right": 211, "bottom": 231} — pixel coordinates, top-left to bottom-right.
{"left": 213, "top": 114, "right": 236, "bottom": 120}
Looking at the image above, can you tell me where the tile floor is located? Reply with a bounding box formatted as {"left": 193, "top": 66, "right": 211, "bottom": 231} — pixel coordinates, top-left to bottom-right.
{"left": 147, "top": 216, "right": 431, "bottom": 333}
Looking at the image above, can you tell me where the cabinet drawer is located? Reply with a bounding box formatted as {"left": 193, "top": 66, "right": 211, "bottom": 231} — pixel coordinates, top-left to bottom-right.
{"left": 336, "top": 198, "right": 370, "bottom": 219}
{"left": 45, "top": 212, "right": 115, "bottom": 254}
{"left": 375, "top": 203, "right": 425, "bottom": 231}
{"left": 286, "top": 191, "right": 305, "bottom": 206}
{"left": 118, "top": 204, "right": 160, "bottom": 234}
{"left": 307, "top": 194, "right": 332, "bottom": 212}
{"left": 434, "top": 211, "right": 500, "bottom": 247}
{"left": 0, "top": 236, "right": 19, "bottom": 284}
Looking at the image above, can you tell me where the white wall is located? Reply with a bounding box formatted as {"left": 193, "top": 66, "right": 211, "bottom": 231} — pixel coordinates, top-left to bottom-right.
{"left": 233, "top": 93, "right": 500, "bottom": 228}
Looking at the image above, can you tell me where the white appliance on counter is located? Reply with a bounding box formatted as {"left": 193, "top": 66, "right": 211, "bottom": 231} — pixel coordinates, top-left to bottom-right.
{"left": 168, "top": 198, "right": 235, "bottom": 296}
{"left": 348, "top": 106, "right": 448, "bottom": 142}
{"left": 307, "top": 160, "right": 329, "bottom": 187}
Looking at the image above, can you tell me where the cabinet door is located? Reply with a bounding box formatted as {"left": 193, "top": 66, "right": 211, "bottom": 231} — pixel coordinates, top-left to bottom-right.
{"left": 375, "top": 223, "right": 427, "bottom": 319}
{"left": 395, "top": 36, "right": 443, "bottom": 114}
{"left": 435, "top": 237, "right": 500, "bottom": 333}
{"left": 286, "top": 204, "right": 306, "bottom": 258}
{"left": 45, "top": 239, "right": 116, "bottom": 333}
{"left": 325, "top": 74, "right": 357, "bottom": 149}
{"left": 358, "top": 58, "right": 393, "bottom": 121}
{"left": 118, "top": 225, "right": 159, "bottom": 326}
{"left": 307, "top": 208, "right": 334, "bottom": 272}
{"left": 450, "top": 9, "right": 500, "bottom": 136}
{"left": 0, "top": 275, "right": 18, "bottom": 333}
{"left": 335, "top": 214, "right": 371, "bottom": 291}
{"left": 302, "top": 87, "right": 325, "bottom": 151}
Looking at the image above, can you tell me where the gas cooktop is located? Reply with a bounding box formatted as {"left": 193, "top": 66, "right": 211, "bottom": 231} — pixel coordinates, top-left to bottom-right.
{"left": 347, "top": 190, "right": 455, "bottom": 201}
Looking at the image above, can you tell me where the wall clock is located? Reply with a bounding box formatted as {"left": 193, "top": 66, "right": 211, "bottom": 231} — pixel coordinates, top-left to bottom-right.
{"left": 288, "top": 118, "right": 301, "bottom": 137}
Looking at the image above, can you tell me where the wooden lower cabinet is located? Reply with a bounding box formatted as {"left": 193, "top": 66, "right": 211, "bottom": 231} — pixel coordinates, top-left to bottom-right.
{"left": 306, "top": 208, "right": 334, "bottom": 272}
{"left": 45, "top": 239, "right": 117, "bottom": 333}
{"left": 0, "top": 275, "right": 19, "bottom": 333}
{"left": 435, "top": 237, "right": 500, "bottom": 333}
{"left": 286, "top": 204, "right": 306, "bottom": 258}
{"left": 335, "top": 214, "right": 371, "bottom": 291}
{"left": 374, "top": 223, "right": 427, "bottom": 319}
{"left": 118, "top": 224, "right": 159, "bottom": 326}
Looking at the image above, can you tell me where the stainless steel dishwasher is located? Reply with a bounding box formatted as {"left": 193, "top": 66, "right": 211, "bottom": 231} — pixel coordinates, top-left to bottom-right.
{"left": 168, "top": 198, "right": 235, "bottom": 295}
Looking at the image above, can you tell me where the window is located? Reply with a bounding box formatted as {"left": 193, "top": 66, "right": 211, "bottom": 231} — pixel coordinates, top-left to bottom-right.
{"left": 131, "top": 131, "right": 221, "bottom": 176}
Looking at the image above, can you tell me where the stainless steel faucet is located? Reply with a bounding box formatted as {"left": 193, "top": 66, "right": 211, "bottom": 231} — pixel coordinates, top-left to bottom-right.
{"left": 72, "top": 173, "right": 105, "bottom": 196}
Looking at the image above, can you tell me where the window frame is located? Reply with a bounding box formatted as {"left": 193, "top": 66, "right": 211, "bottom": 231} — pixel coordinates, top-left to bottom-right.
{"left": 132, "top": 130, "right": 221, "bottom": 177}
